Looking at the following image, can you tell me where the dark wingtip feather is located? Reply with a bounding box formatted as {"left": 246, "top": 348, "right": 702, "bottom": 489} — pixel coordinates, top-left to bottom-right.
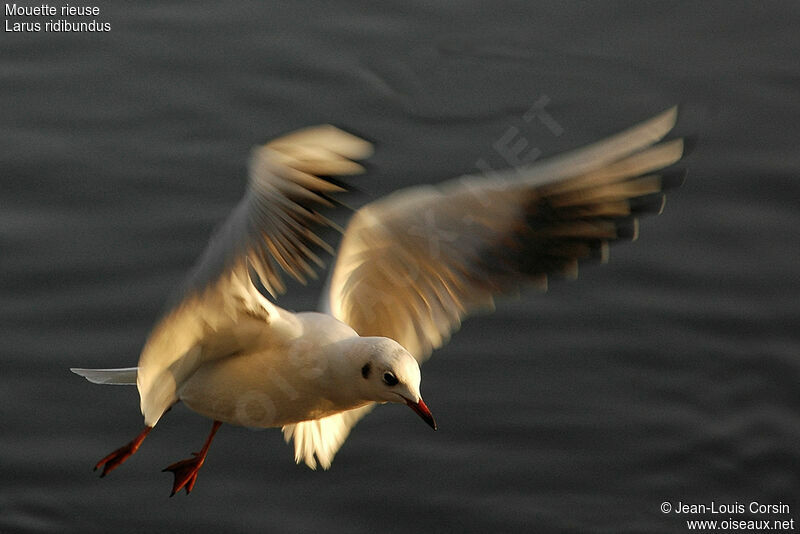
{"left": 660, "top": 168, "right": 687, "bottom": 190}
{"left": 615, "top": 218, "right": 639, "bottom": 240}
{"left": 680, "top": 136, "right": 697, "bottom": 158}
{"left": 629, "top": 193, "right": 666, "bottom": 216}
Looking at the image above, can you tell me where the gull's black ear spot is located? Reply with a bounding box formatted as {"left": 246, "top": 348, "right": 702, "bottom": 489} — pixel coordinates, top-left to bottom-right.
{"left": 361, "top": 363, "right": 371, "bottom": 379}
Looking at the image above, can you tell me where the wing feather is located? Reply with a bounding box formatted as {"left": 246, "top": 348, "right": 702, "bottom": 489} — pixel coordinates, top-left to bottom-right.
{"left": 326, "top": 108, "right": 684, "bottom": 361}
{"left": 282, "top": 109, "right": 685, "bottom": 468}
{"left": 136, "top": 126, "right": 371, "bottom": 426}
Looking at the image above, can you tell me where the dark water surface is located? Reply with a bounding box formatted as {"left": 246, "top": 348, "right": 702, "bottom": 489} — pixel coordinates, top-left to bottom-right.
{"left": 2, "top": 2, "right": 799, "bottom": 532}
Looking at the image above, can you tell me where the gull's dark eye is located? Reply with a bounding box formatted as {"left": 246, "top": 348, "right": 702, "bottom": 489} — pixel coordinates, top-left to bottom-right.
{"left": 361, "top": 363, "right": 371, "bottom": 379}
{"left": 383, "top": 372, "right": 398, "bottom": 386}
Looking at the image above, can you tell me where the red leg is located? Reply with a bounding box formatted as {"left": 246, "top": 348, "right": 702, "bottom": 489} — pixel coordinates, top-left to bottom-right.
{"left": 162, "top": 421, "right": 222, "bottom": 496}
{"left": 94, "top": 426, "right": 153, "bottom": 477}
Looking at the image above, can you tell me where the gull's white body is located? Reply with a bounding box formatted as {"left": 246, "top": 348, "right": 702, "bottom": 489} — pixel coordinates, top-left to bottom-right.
{"left": 73, "top": 108, "right": 686, "bottom": 473}
{"left": 178, "top": 310, "right": 359, "bottom": 428}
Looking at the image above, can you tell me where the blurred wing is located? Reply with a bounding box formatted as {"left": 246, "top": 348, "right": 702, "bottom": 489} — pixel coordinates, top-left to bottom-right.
{"left": 136, "top": 126, "right": 373, "bottom": 426}
{"left": 327, "top": 108, "right": 684, "bottom": 360}
{"left": 282, "top": 404, "right": 374, "bottom": 470}
{"left": 180, "top": 124, "right": 374, "bottom": 299}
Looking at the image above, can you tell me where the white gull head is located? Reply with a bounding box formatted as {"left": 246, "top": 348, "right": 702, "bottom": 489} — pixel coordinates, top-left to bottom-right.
{"left": 339, "top": 336, "right": 436, "bottom": 430}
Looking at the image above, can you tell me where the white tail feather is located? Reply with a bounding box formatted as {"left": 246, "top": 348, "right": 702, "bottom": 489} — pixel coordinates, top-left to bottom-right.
{"left": 282, "top": 404, "right": 374, "bottom": 469}
{"left": 70, "top": 367, "right": 138, "bottom": 385}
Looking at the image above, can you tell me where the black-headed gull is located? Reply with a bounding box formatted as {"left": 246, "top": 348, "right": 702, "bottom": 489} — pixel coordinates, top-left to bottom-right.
{"left": 72, "top": 108, "right": 685, "bottom": 495}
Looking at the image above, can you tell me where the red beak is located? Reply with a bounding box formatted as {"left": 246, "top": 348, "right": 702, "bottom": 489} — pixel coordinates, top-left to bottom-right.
{"left": 405, "top": 397, "right": 437, "bottom": 430}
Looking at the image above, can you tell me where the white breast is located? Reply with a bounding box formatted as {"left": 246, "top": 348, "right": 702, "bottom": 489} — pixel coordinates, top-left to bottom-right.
{"left": 177, "top": 311, "right": 361, "bottom": 428}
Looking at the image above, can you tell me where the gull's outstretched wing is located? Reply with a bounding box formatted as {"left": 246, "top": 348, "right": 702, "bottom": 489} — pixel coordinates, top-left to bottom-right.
{"left": 327, "top": 107, "right": 684, "bottom": 360}
{"left": 136, "top": 126, "right": 373, "bottom": 426}
{"left": 284, "top": 108, "right": 685, "bottom": 470}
